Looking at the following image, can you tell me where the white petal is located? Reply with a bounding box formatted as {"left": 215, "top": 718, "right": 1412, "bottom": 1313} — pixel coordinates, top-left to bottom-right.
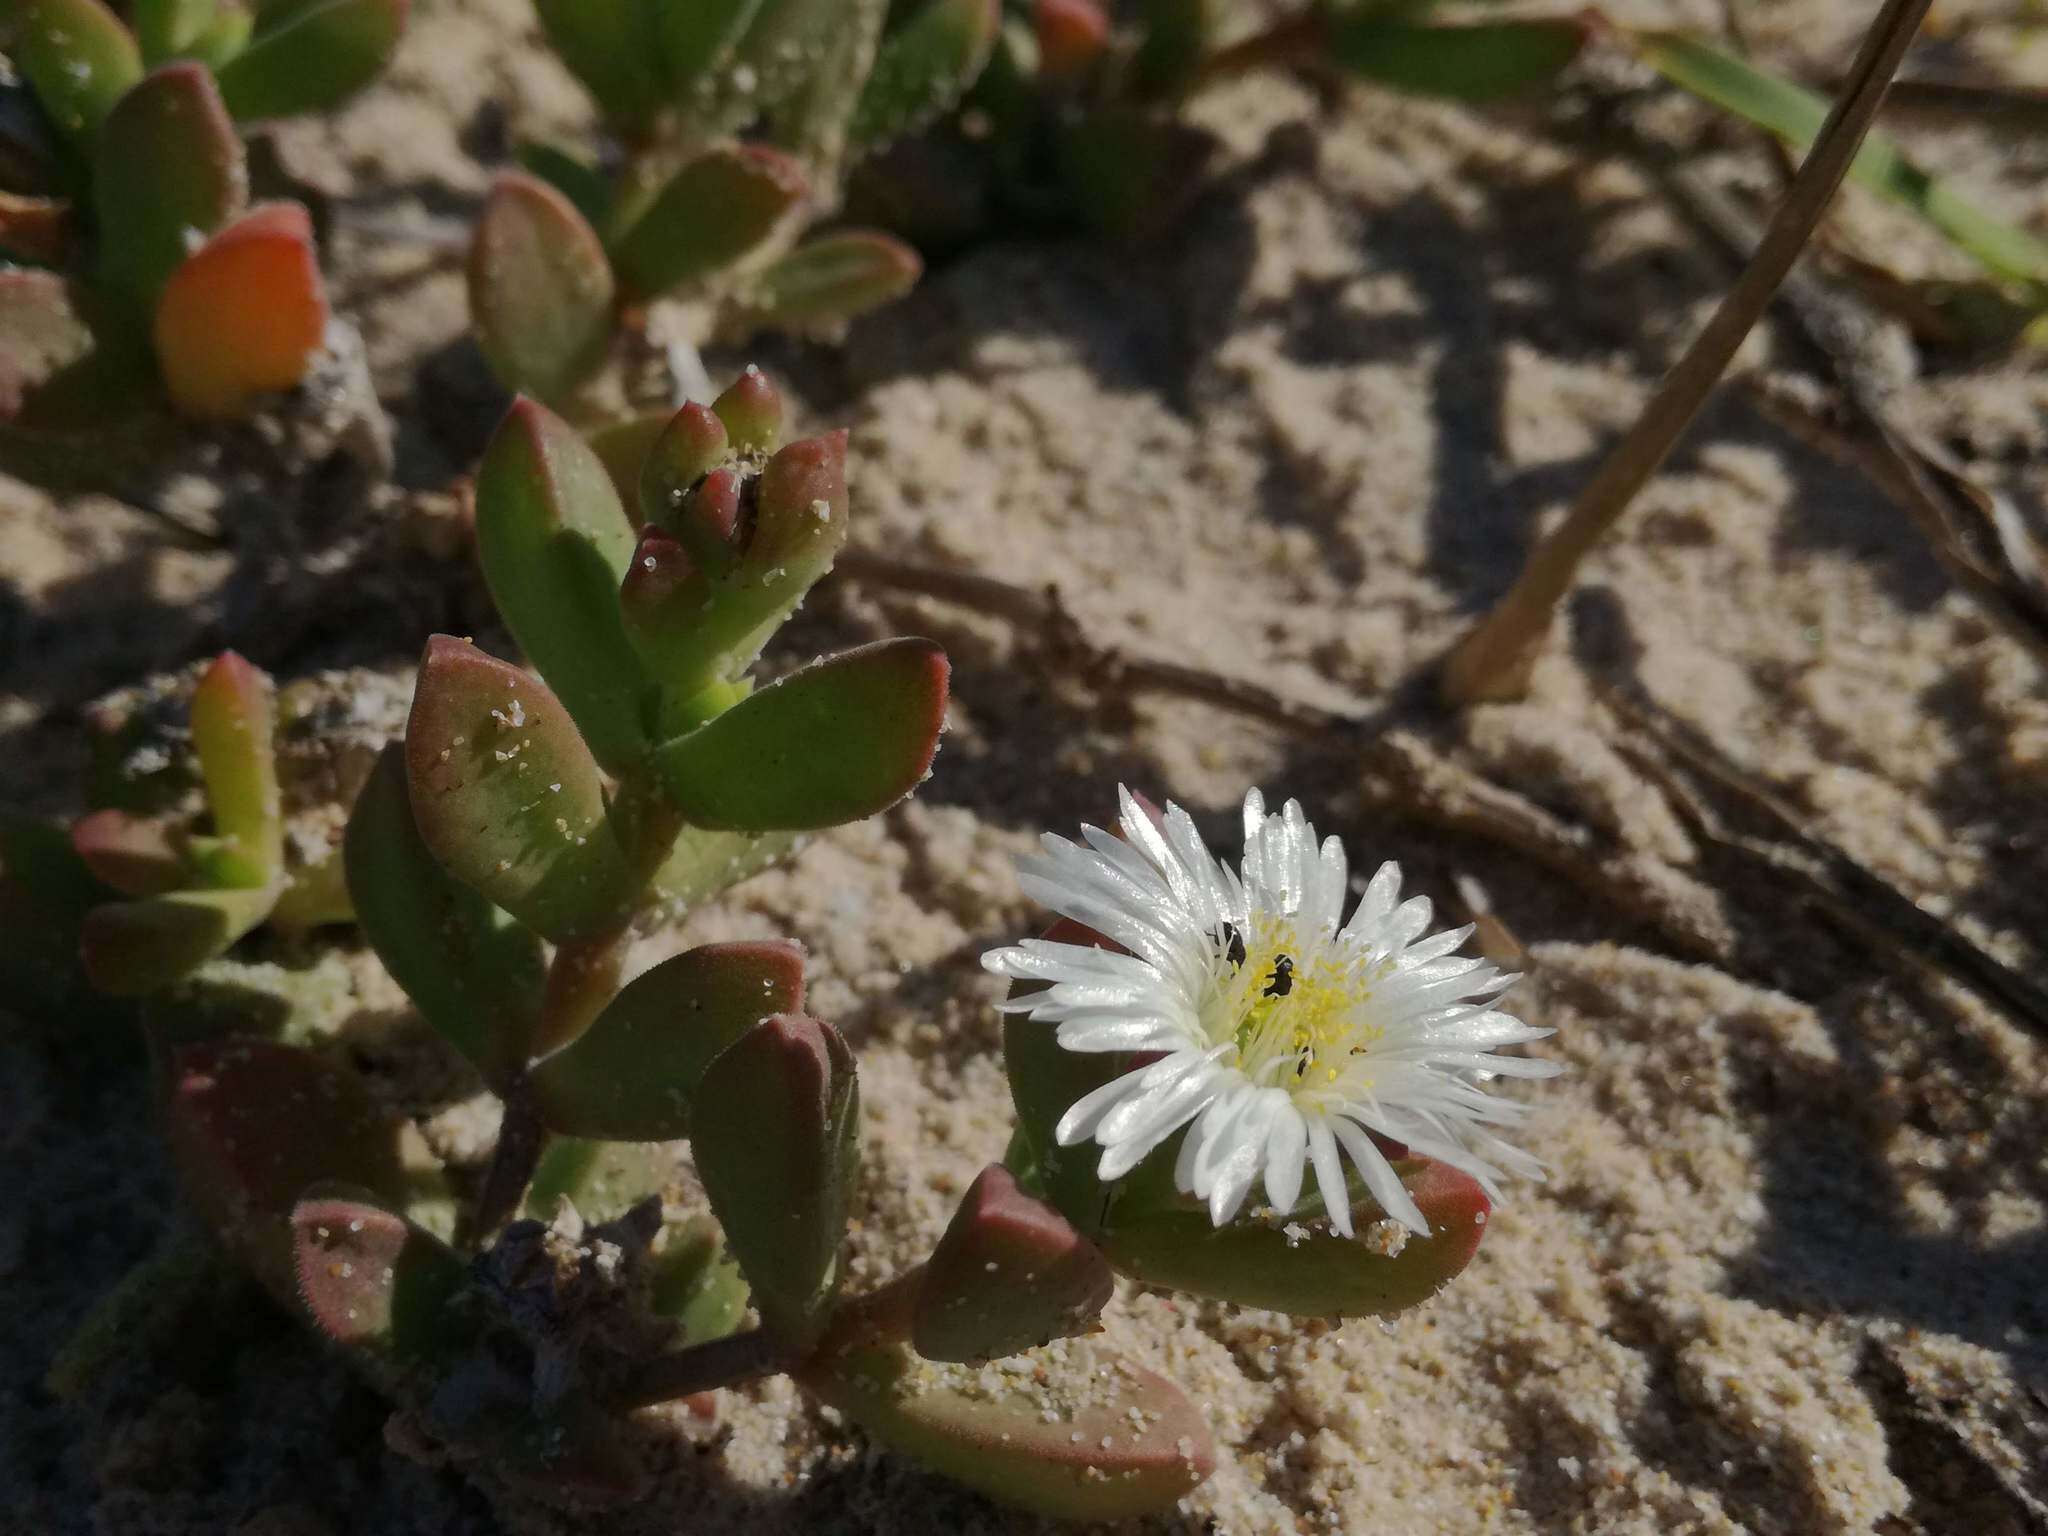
{"left": 1208, "top": 1090, "right": 1283, "bottom": 1226}
{"left": 1055, "top": 1074, "right": 1143, "bottom": 1147}
{"left": 1343, "top": 862, "right": 1403, "bottom": 943}
{"left": 1330, "top": 1118, "right": 1428, "bottom": 1235}
{"left": 1098, "top": 1072, "right": 1224, "bottom": 1180}
{"left": 1263, "top": 1105, "right": 1308, "bottom": 1214}
{"left": 1305, "top": 1117, "right": 1353, "bottom": 1238}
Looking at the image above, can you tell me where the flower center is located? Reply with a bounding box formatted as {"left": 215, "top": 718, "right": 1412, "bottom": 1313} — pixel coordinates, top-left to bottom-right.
{"left": 1211, "top": 917, "right": 1384, "bottom": 1093}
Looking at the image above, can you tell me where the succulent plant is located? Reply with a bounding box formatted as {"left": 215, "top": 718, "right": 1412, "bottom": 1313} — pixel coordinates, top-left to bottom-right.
{"left": 0, "top": 0, "right": 406, "bottom": 482}
{"left": 0, "top": 651, "right": 353, "bottom": 1006}
{"left": 469, "top": 0, "right": 1000, "bottom": 409}
{"left": 19, "top": 369, "right": 1524, "bottom": 1519}
{"left": 852, "top": 0, "right": 1589, "bottom": 245}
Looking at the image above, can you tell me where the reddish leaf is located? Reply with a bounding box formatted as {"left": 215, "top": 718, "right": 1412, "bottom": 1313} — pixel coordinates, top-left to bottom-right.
{"left": 155, "top": 201, "right": 328, "bottom": 419}
{"left": 292, "top": 1187, "right": 470, "bottom": 1366}
{"left": 622, "top": 429, "right": 849, "bottom": 699}
{"left": 0, "top": 192, "right": 71, "bottom": 266}
{"left": 913, "top": 1165, "right": 1112, "bottom": 1364}
{"left": 636, "top": 402, "right": 731, "bottom": 548}
{"left": 692, "top": 1014, "right": 858, "bottom": 1352}
{"left": 1035, "top": 0, "right": 1109, "bottom": 78}
{"left": 166, "top": 1039, "right": 413, "bottom": 1303}
{"left": 709, "top": 365, "right": 782, "bottom": 454}
{"left": 801, "top": 1334, "right": 1214, "bottom": 1520}
{"left": 71, "top": 809, "right": 184, "bottom": 896}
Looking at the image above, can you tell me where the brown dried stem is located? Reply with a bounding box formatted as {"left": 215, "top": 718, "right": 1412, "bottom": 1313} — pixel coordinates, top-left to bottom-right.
{"left": 1440, "top": 0, "right": 1935, "bottom": 703}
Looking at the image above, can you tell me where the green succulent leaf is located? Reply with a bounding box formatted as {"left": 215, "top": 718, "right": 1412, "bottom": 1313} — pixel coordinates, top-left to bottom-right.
{"left": 94, "top": 63, "right": 248, "bottom": 312}
{"left": 514, "top": 140, "right": 613, "bottom": 234}
{"left": 533, "top": 0, "right": 666, "bottom": 130}
{"left": 472, "top": 397, "right": 653, "bottom": 773}
{"left": 1634, "top": 29, "right": 2048, "bottom": 290}
{"left": 587, "top": 410, "right": 674, "bottom": 505}
{"left": 530, "top": 940, "right": 806, "bottom": 1141}
{"left": 190, "top": 650, "right": 283, "bottom": 890}
{"left": 692, "top": 1013, "right": 858, "bottom": 1353}
{"left": 1104, "top": 1159, "right": 1492, "bottom": 1317}
{"left": 724, "top": 0, "right": 852, "bottom": 120}
{"left": 469, "top": 171, "right": 616, "bottom": 406}
{"left": 1327, "top": 18, "right": 1588, "bottom": 102}
{"left": 523, "top": 1137, "right": 668, "bottom": 1224}
{"left": 402, "top": 635, "right": 634, "bottom": 943}
{"left": 648, "top": 823, "right": 799, "bottom": 909}
{"left": 911, "top": 1164, "right": 1112, "bottom": 1364}
{"left": 79, "top": 886, "right": 276, "bottom": 995}
{"left": 344, "top": 744, "right": 545, "bottom": 1084}
{"left": 14, "top": 0, "right": 143, "bottom": 144}
{"left": 738, "top": 230, "right": 921, "bottom": 331}
{"left": 1000, "top": 922, "right": 1134, "bottom": 1234}
{"left": 1055, "top": 105, "right": 1217, "bottom": 242}
{"left": 850, "top": 0, "right": 999, "bottom": 148}
{"left": 637, "top": 402, "right": 732, "bottom": 542}
{"left": 1129, "top": 0, "right": 1223, "bottom": 99}
{"left": 650, "top": 1215, "right": 750, "bottom": 1344}
{"left": 166, "top": 1038, "right": 417, "bottom": 1304}
{"left": 1, "top": 813, "right": 123, "bottom": 1020}
{"left": 186, "top": 1, "right": 253, "bottom": 67}
{"left": 291, "top": 1187, "right": 472, "bottom": 1370}
{"left": 622, "top": 427, "right": 848, "bottom": 699}
{"left": 651, "top": 639, "right": 948, "bottom": 832}
{"left": 709, "top": 366, "right": 782, "bottom": 453}
{"left": 5, "top": 812, "right": 110, "bottom": 911}
{"left": 800, "top": 1334, "right": 1215, "bottom": 1520}
{"left": 215, "top": 0, "right": 408, "bottom": 120}
{"left": 608, "top": 143, "right": 807, "bottom": 302}
{"left": 131, "top": 0, "right": 223, "bottom": 62}
{"left": 658, "top": 0, "right": 764, "bottom": 98}
{"left": 70, "top": 808, "right": 185, "bottom": 896}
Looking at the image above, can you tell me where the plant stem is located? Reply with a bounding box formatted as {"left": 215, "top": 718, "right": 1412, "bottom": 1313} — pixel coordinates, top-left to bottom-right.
{"left": 533, "top": 927, "right": 632, "bottom": 1059}
{"left": 467, "top": 1077, "right": 548, "bottom": 1245}
{"left": 613, "top": 1326, "right": 780, "bottom": 1410}
{"left": 1438, "top": 0, "right": 1935, "bottom": 704}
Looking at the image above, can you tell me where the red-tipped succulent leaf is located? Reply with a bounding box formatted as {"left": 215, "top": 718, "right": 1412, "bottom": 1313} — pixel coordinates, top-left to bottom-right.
{"left": 650, "top": 638, "right": 949, "bottom": 832}
{"left": 912, "top": 1164, "right": 1113, "bottom": 1364}
{"left": 403, "top": 635, "right": 633, "bottom": 942}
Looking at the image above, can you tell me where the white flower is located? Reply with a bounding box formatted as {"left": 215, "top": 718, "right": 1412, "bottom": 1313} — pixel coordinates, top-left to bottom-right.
{"left": 983, "top": 788, "right": 1562, "bottom": 1237}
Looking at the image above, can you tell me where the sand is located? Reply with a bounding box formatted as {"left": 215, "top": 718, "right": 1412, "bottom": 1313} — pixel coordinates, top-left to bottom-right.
{"left": 4, "top": 0, "right": 2047, "bottom": 1531}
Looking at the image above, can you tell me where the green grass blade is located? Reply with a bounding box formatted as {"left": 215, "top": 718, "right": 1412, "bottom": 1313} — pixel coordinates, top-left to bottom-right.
{"left": 1634, "top": 29, "right": 2048, "bottom": 290}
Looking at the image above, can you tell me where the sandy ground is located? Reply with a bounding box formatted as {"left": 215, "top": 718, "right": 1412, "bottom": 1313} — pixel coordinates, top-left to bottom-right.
{"left": 5, "top": 0, "right": 2048, "bottom": 1532}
